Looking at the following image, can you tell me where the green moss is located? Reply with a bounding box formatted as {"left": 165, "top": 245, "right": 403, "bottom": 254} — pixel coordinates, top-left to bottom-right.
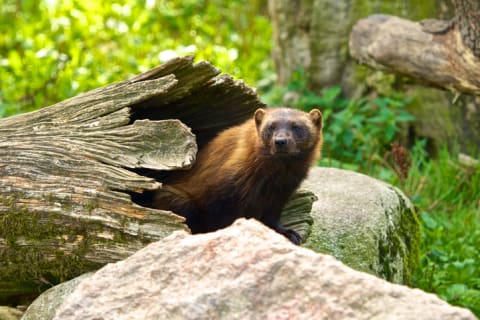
{"left": 0, "top": 193, "right": 142, "bottom": 305}
{"left": 1, "top": 205, "right": 96, "bottom": 302}
{"left": 303, "top": 183, "right": 420, "bottom": 285}
{"left": 377, "top": 232, "right": 397, "bottom": 282}
{"left": 0, "top": 195, "right": 17, "bottom": 207}
{"left": 399, "top": 200, "right": 421, "bottom": 285}
{"left": 375, "top": 188, "right": 420, "bottom": 286}
{"left": 84, "top": 199, "right": 98, "bottom": 214}
{"left": 388, "top": 188, "right": 421, "bottom": 285}
{"left": 304, "top": 226, "right": 382, "bottom": 279}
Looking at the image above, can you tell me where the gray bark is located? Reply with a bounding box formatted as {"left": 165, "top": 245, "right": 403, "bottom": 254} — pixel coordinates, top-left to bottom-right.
{"left": 454, "top": 0, "right": 480, "bottom": 57}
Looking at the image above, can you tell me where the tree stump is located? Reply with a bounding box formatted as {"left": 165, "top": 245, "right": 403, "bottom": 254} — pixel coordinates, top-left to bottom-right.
{"left": 0, "top": 56, "right": 272, "bottom": 304}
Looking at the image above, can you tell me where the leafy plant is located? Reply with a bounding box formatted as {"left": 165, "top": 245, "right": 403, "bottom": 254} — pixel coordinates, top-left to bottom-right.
{"left": 404, "top": 145, "right": 480, "bottom": 315}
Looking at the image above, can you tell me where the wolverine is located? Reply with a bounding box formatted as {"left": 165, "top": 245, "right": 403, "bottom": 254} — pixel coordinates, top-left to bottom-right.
{"left": 153, "top": 107, "right": 323, "bottom": 244}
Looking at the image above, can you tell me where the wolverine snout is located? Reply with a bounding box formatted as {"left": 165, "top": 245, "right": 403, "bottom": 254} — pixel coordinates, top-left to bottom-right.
{"left": 271, "top": 133, "right": 296, "bottom": 155}
{"left": 274, "top": 137, "right": 288, "bottom": 146}
{"left": 273, "top": 130, "right": 292, "bottom": 151}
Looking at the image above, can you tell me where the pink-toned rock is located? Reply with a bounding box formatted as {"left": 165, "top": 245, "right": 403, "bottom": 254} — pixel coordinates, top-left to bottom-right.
{"left": 53, "top": 219, "right": 476, "bottom": 320}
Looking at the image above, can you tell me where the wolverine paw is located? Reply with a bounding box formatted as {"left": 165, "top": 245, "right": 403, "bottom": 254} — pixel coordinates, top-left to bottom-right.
{"left": 283, "top": 229, "right": 302, "bottom": 245}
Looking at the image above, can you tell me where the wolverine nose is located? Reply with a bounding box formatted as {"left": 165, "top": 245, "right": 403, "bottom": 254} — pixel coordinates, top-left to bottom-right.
{"left": 274, "top": 137, "right": 288, "bottom": 146}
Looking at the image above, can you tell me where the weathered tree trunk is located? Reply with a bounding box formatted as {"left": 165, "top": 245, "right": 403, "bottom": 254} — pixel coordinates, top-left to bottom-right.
{"left": 453, "top": 0, "right": 480, "bottom": 58}
{"left": 0, "top": 56, "right": 267, "bottom": 304}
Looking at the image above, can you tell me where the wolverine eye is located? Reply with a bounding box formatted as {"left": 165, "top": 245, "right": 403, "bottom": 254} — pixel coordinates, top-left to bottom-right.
{"left": 291, "top": 123, "right": 302, "bottom": 132}
{"left": 292, "top": 123, "right": 306, "bottom": 137}
{"left": 262, "top": 123, "right": 275, "bottom": 140}
{"left": 266, "top": 123, "right": 276, "bottom": 133}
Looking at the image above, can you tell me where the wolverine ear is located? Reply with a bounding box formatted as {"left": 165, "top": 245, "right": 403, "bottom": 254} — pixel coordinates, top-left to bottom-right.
{"left": 309, "top": 109, "right": 323, "bottom": 129}
{"left": 254, "top": 108, "right": 266, "bottom": 127}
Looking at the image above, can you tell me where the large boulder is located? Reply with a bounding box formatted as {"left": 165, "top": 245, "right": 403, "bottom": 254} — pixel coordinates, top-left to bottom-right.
{"left": 45, "top": 219, "right": 474, "bottom": 320}
{"left": 302, "top": 167, "right": 419, "bottom": 284}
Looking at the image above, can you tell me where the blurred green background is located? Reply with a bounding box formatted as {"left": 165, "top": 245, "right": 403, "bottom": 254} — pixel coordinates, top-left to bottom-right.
{"left": 0, "top": 0, "right": 272, "bottom": 116}
{"left": 1, "top": 0, "right": 479, "bottom": 316}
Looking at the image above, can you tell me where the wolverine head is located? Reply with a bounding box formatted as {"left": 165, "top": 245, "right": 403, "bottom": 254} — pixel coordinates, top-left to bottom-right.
{"left": 254, "top": 107, "right": 323, "bottom": 157}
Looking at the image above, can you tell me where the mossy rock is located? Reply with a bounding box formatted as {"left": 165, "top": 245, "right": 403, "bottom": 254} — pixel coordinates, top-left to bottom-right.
{"left": 21, "top": 273, "right": 92, "bottom": 320}
{"left": 0, "top": 306, "right": 23, "bottom": 320}
{"left": 301, "top": 167, "right": 420, "bottom": 285}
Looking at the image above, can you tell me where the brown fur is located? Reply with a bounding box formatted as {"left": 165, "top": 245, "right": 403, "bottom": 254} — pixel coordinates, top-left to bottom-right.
{"left": 153, "top": 107, "right": 323, "bottom": 244}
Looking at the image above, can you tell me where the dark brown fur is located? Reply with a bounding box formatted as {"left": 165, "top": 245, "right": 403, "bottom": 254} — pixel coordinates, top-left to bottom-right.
{"left": 153, "top": 107, "right": 323, "bottom": 244}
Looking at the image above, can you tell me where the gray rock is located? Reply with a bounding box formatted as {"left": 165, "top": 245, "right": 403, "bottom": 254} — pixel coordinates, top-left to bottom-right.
{"left": 302, "top": 167, "right": 419, "bottom": 284}
{"left": 21, "top": 273, "right": 91, "bottom": 320}
{"left": 53, "top": 219, "right": 474, "bottom": 320}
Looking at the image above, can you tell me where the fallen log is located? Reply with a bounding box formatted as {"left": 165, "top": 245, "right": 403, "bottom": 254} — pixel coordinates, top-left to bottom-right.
{"left": 0, "top": 56, "right": 277, "bottom": 304}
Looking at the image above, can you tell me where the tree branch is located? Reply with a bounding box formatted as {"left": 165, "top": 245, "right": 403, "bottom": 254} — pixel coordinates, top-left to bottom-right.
{"left": 349, "top": 14, "right": 480, "bottom": 95}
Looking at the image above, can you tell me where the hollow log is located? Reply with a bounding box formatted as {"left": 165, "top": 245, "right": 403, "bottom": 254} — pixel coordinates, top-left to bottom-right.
{"left": 0, "top": 56, "right": 276, "bottom": 304}
{"left": 349, "top": 14, "right": 480, "bottom": 95}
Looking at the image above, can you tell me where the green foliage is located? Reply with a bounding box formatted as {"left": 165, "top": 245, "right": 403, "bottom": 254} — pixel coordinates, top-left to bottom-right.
{"left": 403, "top": 144, "right": 480, "bottom": 315}
{"left": 262, "top": 69, "right": 414, "bottom": 176}
{"left": 0, "top": 0, "right": 272, "bottom": 116}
